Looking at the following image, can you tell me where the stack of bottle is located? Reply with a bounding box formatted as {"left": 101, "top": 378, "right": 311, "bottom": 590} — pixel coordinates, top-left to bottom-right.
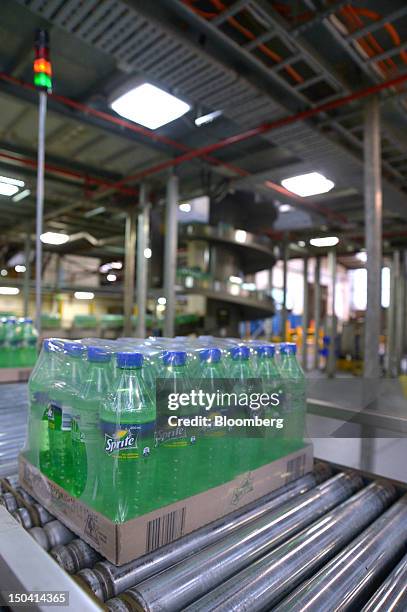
{"left": 0, "top": 317, "right": 38, "bottom": 368}
{"left": 24, "top": 336, "right": 306, "bottom": 522}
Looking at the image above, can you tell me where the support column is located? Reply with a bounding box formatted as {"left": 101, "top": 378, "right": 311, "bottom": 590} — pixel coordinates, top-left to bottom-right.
{"left": 136, "top": 184, "right": 150, "bottom": 338}
{"left": 386, "top": 254, "right": 397, "bottom": 376}
{"left": 313, "top": 257, "right": 321, "bottom": 370}
{"left": 163, "top": 174, "right": 179, "bottom": 337}
{"left": 327, "top": 249, "right": 337, "bottom": 378}
{"left": 302, "top": 256, "right": 309, "bottom": 371}
{"left": 281, "top": 240, "right": 288, "bottom": 341}
{"left": 395, "top": 250, "right": 405, "bottom": 372}
{"left": 363, "top": 95, "right": 382, "bottom": 380}
{"left": 123, "top": 208, "right": 137, "bottom": 337}
{"left": 23, "top": 232, "right": 31, "bottom": 318}
{"left": 35, "top": 91, "right": 47, "bottom": 336}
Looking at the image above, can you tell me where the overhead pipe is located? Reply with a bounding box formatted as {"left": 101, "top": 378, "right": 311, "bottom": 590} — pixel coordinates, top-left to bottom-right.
{"left": 0, "top": 150, "right": 138, "bottom": 197}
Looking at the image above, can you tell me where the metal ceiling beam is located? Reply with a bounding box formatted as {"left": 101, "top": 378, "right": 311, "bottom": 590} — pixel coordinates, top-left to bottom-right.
{"left": 346, "top": 6, "right": 407, "bottom": 41}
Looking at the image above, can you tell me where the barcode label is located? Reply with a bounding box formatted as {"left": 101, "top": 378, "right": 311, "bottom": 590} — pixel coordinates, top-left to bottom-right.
{"left": 146, "top": 507, "right": 186, "bottom": 553}
{"left": 286, "top": 454, "right": 306, "bottom": 483}
{"left": 61, "top": 406, "right": 73, "bottom": 431}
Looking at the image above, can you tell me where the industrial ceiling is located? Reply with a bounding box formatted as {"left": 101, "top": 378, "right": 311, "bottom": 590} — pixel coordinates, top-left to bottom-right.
{"left": 0, "top": 0, "right": 407, "bottom": 260}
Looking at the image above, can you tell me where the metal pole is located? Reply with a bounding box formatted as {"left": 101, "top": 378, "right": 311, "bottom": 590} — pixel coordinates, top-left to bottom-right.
{"left": 386, "top": 254, "right": 397, "bottom": 376}
{"left": 136, "top": 184, "right": 150, "bottom": 338}
{"left": 327, "top": 249, "right": 337, "bottom": 378}
{"left": 281, "top": 240, "right": 288, "bottom": 341}
{"left": 163, "top": 174, "right": 179, "bottom": 337}
{"left": 363, "top": 95, "right": 382, "bottom": 380}
{"left": 395, "top": 250, "right": 405, "bottom": 372}
{"left": 313, "top": 257, "right": 321, "bottom": 370}
{"left": 35, "top": 91, "right": 47, "bottom": 336}
{"left": 302, "top": 256, "right": 309, "bottom": 371}
{"left": 23, "top": 232, "right": 31, "bottom": 318}
{"left": 123, "top": 209, "right": 137, "bottom": 337}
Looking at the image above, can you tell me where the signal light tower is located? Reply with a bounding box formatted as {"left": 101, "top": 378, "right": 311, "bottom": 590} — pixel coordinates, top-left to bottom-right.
{"left": 34, "top": 29, "right": 52, "bottom": 91}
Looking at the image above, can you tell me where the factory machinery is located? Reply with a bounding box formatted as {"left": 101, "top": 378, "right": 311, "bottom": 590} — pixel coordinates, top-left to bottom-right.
{"left": 0, "top": 384, "right": 407, "bottom": 611}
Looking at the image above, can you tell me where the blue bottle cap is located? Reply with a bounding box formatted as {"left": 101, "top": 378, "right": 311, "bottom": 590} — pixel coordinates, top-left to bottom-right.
{"left": 280, "top": 342, "right": 297, "bottom": 355}
{"left": 117, "top": 352, "right": 143, "bottom": 368}
{"left": 230, "top": 346, "right": 250, "bottom": 360}
{"left": 256, "top": 344, "right": 275, "bottom": 357}
{"left": 63, "top": 341, "right": 85, "bottom": 357}
{"left": 163, "top": 351, "right": 187, "bottom": 366}
{"left": 24, "top": 318, "right": 33, "bottom": 323}
{"left": 87, "top": 346, "right": 111, "bottom": 363}
{"left": 43, "top": 338, "right": 63, "bottom": 353}
{"left": 199, "top": 348, "right": 221, "bottom": 363}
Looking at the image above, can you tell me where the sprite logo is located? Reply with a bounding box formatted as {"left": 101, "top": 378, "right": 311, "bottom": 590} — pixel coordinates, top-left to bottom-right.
{"left": 104, "top": 427, "right": 137, "bottom": 454}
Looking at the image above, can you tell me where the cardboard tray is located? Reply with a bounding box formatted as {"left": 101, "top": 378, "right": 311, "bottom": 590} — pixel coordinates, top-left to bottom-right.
{"left": 19, "top": 444, "right": 313, "bottom": 565}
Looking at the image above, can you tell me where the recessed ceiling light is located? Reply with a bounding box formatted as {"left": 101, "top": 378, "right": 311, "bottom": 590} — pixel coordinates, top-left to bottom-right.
{"left": 356, "top": 251, "right": 367, "bottom": 262}
{"left": 106, "top": 274, "right": 117, "bottom": 282}
{"left": 309, "top": 236, "right": 339, "bottom": 247}
{"left": 158, "top": 297, "right": 167, "bottom": 305}
{"left": 179, "top": 203, "right": 191, "bottom": 213}
{"left": 12, "top": 189, "right": 31, "bottom": 202}
{"left": 74, "top": 291, "right": 94, "bottom": 300}
{"left": 144, "top": 248, "right": 152, "bottom": 259}
{"left": 298, "top": 240, "right": 306, "bottom": 247}
{"left": 282, "top": 172, "right": 335, "bottom": 197}
{"left": 15, "top": 265, "right": 26, "bottom": 273}
{"left": 0, "top": 183, "right": 19, "bottom": 197}
{"left": 0, "top": 269, "right": 7, "bottom": 276}
{"left": 279, "top": 204, "right": 292, "bottom": 213}
{"left": 111, "top": 83, "right": 190, "bottom": 130}
{"left": 40, "top": 232, "right": 70, "bottom": 245}
{"left": 110, "top": 262, "right": 122, "bottom": 270}
{"left": 0, "top": 287, "right": 19, "bottom": 295}
{"left": 0, "top": 175, "right": 25, "bottom": 187}
{"left": 235, "top": 230, "right": 247, "bottom": 243}
{"left": 229, "top": 275, "right": 242, "bottom": 284}
{"left": 195, "top": 109, "right": 223, "bottom": 126}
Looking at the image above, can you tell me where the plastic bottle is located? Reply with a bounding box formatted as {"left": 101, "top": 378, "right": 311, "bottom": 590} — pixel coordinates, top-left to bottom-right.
{"left": 99, "top": 352, "right": 156, "bottom": 521}
{"left": 20, "top": 318, "right": 38, "bottom": 367}
{"left": 156, "top": 350, "right": 198, "bottom": 504}
{"left": 71, "top": 346, "right": 112, "bottom": 500}
{"left": 0, "top": 318, "right": 6, "bottom": 368}
{"left": 4, "top": 317, "right": 17, "bottom": 367}
{"left": 228, "top": 345, "right": 258, "bottom": 474}
{"left": 278, "top": 342, "right": 306, "bottom": 451}
{"left": 256, "top": 344, "right": 284, "bottom": 464}
{"left": 48, "top": 341, "right": 85, "bottom": 490}
{"left": 197, "top": 347, "right": 232, "bottom": 488}
{"left": 26, "top": 338, "right": 62, "bottom": 473}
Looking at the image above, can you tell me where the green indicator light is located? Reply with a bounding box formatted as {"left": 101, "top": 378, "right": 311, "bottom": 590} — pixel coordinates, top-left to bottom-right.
{"left": 34, "top": 72, "right": 52, "bottom": 90}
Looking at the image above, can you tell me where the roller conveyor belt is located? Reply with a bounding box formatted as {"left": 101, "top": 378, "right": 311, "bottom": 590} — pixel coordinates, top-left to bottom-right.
{"left": 1, "top": 383, "right": 407, "bottom": 611}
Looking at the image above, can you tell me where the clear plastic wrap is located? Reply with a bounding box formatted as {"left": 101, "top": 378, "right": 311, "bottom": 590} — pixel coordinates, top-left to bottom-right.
{"left": 23, "top": 337, "right": 307, "bottom": 522}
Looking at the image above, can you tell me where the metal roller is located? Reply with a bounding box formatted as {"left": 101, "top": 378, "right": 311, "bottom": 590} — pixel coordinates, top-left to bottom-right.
{"left": 51, "top": 539, "right": 102, "bottom": 574}
{"left": 362, "top": 553, "right": 407, "bottom": 612}
{"left": 186, "top": 481, "right": 397, "bottom": 612}
{"left": 76, "top": 467, "right": 332, "bottom": 601}
{"left": 0, "top": 491, "right": 18, "bottom": 513}
{"left": 274, "top": 495, "right": 407, "bottom": 612}
{"left": 14, "top": 486, "right": 35, "bottom": 505}
{"left": 12, "top": 507, "right": 34, "bottom": 529}
{"left": 117, "top": 472, "right": 363, "bottom": 612}
{"left": 29, "top": 520, "right": 75, "bottom": 551}
{"left": 32, "top": 503, "right": 54, "bottom": 526}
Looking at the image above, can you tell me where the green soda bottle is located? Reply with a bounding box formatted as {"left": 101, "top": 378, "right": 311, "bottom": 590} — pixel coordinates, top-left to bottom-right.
{"left": 4, "top": 317, "right": 17, "bottom": 368}
{"left": 256, "top": 344, "right": 284, "bottom": 464}
{"left": 71, "top": 346, "right": 112, "bottom": 500}
{"left": 197, "top": 347, "right": 232, "bottom": 488}
{"left": 20, "top": 318, "right": 38, "bottom": 367}
{"left": 48, "top": 341, "right": 85, "bottom": 490}
{"left": 228, "top": 345, "right": 258, "bottom": 475}
{"left": 99, "top": 352, "right": 156, "bottom": 521}
{"left": 26, "top": 338, "right": 62, "bottom": 473}
{"left": 0, "top": 318, "right": 6, "bottom": 368}
{"left": 278, "top": 342, "right": 306, "bottom": 452}
{"left": 156, "top": 350, "right": 198, "bottom": 504}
